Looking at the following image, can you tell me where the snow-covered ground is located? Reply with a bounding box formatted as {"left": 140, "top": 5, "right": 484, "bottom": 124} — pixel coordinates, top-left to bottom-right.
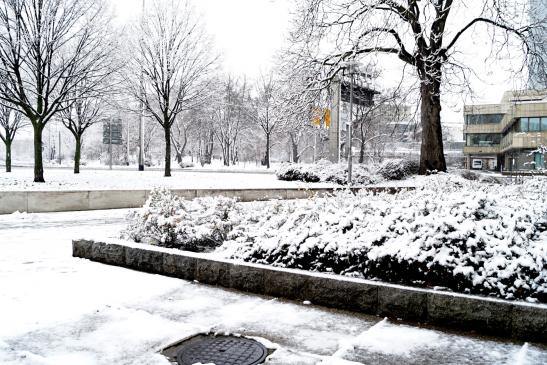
{"left": 1, "top": 210, "right": 546, "bottom": 364}
{"left": 0, "top": 167, "right": 333, "bottom": 191}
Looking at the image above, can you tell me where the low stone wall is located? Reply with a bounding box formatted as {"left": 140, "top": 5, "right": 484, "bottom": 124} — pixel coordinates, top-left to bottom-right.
{"left": 0, "top": 186, "right": 409, "bottom": 214}
{"left": 73, "top": 239, "right": 546, "bottom": 343}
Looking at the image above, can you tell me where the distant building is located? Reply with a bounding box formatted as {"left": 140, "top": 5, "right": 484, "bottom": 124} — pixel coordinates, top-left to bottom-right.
{"left": 528, "top": 0, "right": 547, "bottom": 89}
{"left": 463, "top": 90, "right": 547, "bottom": 171}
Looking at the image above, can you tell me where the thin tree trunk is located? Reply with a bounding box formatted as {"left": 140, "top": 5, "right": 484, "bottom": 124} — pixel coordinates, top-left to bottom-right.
{"left": 74, "top": 135, "right": 81, "bottom": 174}
{"left": 419, "top": 80, "right": 446, "bottom": 174}
{"left": 289, "top": 133, "right": 299, "bottom": 163}
{"left": 265, "top": 133, "right": 271, "bottom": 168}
{"left": 33, "top": 123, "right": 45, "bottom": 182}
{"left": 164, "top": 126, "right": 171, "bottom": 177}
{"left": 5, "top": 140, "right": 11, "bottom": 172}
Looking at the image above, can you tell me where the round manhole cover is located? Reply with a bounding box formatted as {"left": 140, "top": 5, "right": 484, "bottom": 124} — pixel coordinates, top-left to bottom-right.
{"left": 176, "top": 335, "right": 268, "bottom": 365}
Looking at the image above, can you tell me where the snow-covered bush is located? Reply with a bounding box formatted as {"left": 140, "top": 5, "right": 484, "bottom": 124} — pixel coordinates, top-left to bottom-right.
{"left": 377, "top": 159, "right": 419, "bottom": 180}
{"left": 219, "top": 175, "right": 547, "bottom": 303}
{"left": 276, "top": 160, "right": 380, "bottom": 185}
{"left": 122, "top": 188, "right": 239, "bottom": 252}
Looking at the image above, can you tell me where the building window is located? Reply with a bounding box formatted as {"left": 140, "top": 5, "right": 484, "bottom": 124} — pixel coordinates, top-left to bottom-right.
{"left": 518, "top": 116, "right": 547, "bottom": 132}
{"left": 466, "top": 133, "right": 501, "bottom": 147}
{"left": 465, "top": 113, "right": 504, "bottom": 125}
{"left": 542, "top": 117, "right": 547, "bottom": 131}
{"left": 529, "top": 117, "right": 541, "bottom": 131}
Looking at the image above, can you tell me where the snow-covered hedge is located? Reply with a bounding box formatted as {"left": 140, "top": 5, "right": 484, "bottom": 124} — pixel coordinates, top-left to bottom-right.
{"left": 122, "top": 176, "right": 547, "bottom": 302}
{"left": 276, "top": 159, "right": 379, "bottom": 185}
{"left": 121, "top": 188, "right": 239, "bottom": 252}
{"left": 377, "top": 159, "right": 419, "bottom": 180}
{"left": 276, "top": 159, "right": 419, "bottom": 185}
{"left": 220, "top": 175, "right": 547, "bottom": 303}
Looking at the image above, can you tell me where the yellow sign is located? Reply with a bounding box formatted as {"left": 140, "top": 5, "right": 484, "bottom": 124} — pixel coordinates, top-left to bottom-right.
{"left": 311, "top": 108, "right": 331, "bottom": 129}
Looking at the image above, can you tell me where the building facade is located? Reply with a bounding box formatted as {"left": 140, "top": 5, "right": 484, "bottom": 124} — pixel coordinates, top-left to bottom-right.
{"left": 463, "top": 90, "right": 547, "bottom": 172}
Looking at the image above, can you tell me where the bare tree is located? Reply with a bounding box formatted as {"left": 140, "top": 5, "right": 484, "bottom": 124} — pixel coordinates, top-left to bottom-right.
{"left": 0, "top": 104, "right": 26, "bottom": 172}
{"left": 129, "top": 0, "right": 216, "bottom": 177}
{"left": 59, "top": 94, "right": 106, "bottom": 173}
{"left": 212, "top": 76, "right": 250, "bottom": 166}
{"left": 0, "top": 0, "right": 115, "bottom": 182}
{"left": 251, "top": 73, "right": 283, "bottom": 168}
{"left": 288, "top": 0, "right": 544, "bottom": 173}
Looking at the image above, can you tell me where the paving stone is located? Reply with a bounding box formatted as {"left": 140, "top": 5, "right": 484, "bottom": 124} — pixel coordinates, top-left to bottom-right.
{"left": 427, "top": 292, "right": 513, "bottom": 337}
{"left": 195, "top": 258, "right": 230, "bottom": 287}
{"left": 305, "top": 277, "right": 378, "bottom": 313}
{"left": 90, "top": 241, "right": 126, "bottom": 266}
{"left": 162, "top": 253, "right": 197, "bottom": 281}
{"left": 378, "top": 285, "right": 428, "bottom": 321}
{"left": 263, "top": 268, "right": 309, "bottom": 300}
{"left": 72, "top": 239, "right": 93, "bottom": 259}
{"left": 124, "top": 246, "right": 164, "bottom": 274}
{"left": 511, "top": 303, "right": 547, "bottom": 342}
{"left": 229, "top": 264, "right": 266, "bottom": 294}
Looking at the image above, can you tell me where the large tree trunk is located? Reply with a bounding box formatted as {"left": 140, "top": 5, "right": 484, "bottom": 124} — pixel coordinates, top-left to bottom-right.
{"left": 265, "top": 133, "right": 271, "bottom": 168}
{"left": 164, "top": 126, "right": 172, "bottom": 177}
{"left": 419, "top": 80, "right": 447, "bottom": 174}
{"left": 33, "top": 123, "right": 45, "bottom": 182}
{"left": 5, "top": 140, "right": 11, "bottom": 172}
{"left": 74, "top": 135, "right": 81, "bottom": 174}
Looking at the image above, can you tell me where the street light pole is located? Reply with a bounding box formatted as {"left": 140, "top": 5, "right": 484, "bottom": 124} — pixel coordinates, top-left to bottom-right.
{"left": 347, "top": 63, "right": 354, "bottom": 185}
{"left": 138, "top": 0, "right": 145, "bottom": 171}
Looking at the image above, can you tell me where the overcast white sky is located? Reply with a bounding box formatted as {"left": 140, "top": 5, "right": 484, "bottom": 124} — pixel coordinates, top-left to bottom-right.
{"left": 109, "top": 0, "right": 528, "bottom": 137}
{"left": 110, "top": 0, "right": 292, "bottom": 79}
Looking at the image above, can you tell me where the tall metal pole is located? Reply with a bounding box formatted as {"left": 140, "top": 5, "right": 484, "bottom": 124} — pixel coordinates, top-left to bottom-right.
{"left": 347, "top": 64, "right": 354, "bottom": 185}
{"left": 58, "top": 131, "right": 61, "bottom": 165}
{"left": 138, "top": 0, "right": 145, "bottom": 171}
{"left": 109, "top": 118, "right": 113, "bottom": 170}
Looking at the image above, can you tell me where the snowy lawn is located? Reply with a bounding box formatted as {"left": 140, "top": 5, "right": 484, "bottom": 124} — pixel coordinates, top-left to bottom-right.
{"left": 1, "top": 210, "right": 546, "bottom": 364}
{"left": 123, "top": 174, "right": 547, "bottom": 303}
{"left": 0, "top": 167, "right": 333, "bottom": 191}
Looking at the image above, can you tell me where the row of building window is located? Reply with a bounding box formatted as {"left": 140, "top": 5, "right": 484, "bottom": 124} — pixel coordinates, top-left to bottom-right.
{"left": 517, "top": 117, "right": 547, "bottom": 132}
{"left": 465, "top": 113, "right": 504, "bottom": 125}
{"left": 466, "top": 133, "right": 501, "bottom": 147}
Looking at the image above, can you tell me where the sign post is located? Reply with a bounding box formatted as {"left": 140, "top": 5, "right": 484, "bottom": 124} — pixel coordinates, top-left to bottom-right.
{"left": 103, "top": 119, "right": 123, "bottom": 169}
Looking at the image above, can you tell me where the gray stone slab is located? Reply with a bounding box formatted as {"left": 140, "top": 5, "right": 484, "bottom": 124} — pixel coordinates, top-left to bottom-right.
{"left": 229, "top": 264, "right": 266, "bottom": 294}
{"left": 232, "top": 189, "right": 286, "bottom": 202}
{"left": 72, "top": 239, "right": 94, "bottom": 259}
{"left": 90, "top": 241, "right": 126, "bottom": 266}
{"left": 89, "top": 190, "right": 146, "bottom": 210}
{"left": 511, "top": 303, "right": 547, "bottom": 342}
{"left": 162, "top": 252, "right": 197, "bottom": 281}
{"left": 304, "top": 276, "right": 378, "bottom": 313}
{"left": 378, "top": 285, "right": 428, "bottom": 321}
{"left": 166, "top": 189, "right": 198, "bottom": 200}
{"left": 124, "top": 246, "right": 164, "bottom": 274}
{"left": 27, "top": 191, "right": 89, "bottom": 213}
{"left": 263, "top": 268, "right": 309, "bottom": 300}
{"left": 427, "top": 292, "right": 513, "bottom": 337}
{"left": 194, "top": 258, "right": 231, "bottom": 287}
{"left": 0, "top": 191, "right": 27, "bottom": 214}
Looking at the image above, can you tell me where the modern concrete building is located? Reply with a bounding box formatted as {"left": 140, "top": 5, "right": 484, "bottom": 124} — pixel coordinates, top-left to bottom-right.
{"left": 463, "top": 90, "right": 547, "bottom": 172}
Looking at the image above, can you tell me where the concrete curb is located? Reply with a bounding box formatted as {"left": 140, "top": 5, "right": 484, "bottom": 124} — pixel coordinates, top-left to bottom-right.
{"left": 0, "top": 186, "right": 411, "bottom": 214}
{"left": 73, "top": 239, "right": 547, "bottom": 343}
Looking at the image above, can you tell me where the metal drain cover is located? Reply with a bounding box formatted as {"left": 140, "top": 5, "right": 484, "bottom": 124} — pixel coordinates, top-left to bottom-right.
{"left": 176, "top": 335, "right": 268, "bottom": 365}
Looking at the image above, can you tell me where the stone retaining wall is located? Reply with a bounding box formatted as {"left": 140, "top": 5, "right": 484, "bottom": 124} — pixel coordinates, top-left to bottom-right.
{"left": 0, "top": 186, "right": 408, "bottom": 214}
{"left": 72, "top": 239, "right": 547, "bottom": 343}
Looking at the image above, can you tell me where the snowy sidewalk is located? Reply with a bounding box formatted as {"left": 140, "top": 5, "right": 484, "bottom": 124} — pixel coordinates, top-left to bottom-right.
{"left": 0, "top": 210, "right": 545, "bottom": 364}
{"left": 0, "top": 168, "right": 333, "bottom": 191}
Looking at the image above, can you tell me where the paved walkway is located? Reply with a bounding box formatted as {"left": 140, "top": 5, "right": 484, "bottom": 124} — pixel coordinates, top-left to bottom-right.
{"left": 0, "top": 210, "right": 545, "bottom": 364}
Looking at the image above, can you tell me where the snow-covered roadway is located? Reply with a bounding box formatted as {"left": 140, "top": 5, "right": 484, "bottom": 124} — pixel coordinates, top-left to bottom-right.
{"left": 0, "top": 210, "right": 545, "bottom": 364}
